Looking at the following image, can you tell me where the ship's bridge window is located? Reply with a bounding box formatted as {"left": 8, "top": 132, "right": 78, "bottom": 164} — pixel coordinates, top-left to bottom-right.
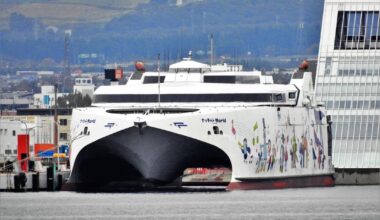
{"left": 274, "top": 94, "right": 284, "bottom": 102}
{"left": 169, "top": 68, "right": 210, "bottom": 73}
{"left": 171, "top": 68, "right": 191, "bottom": 73}
{"left": 130, "top": 72, "right": 144, "bottom": 80}
{"left": 190, "top": 68, "right": 201, "bottom": 73}
{"left": 204, "top": 75, "right": 260, "bottom": 84}
{"left": 236, "top": 75, "right": 260, "bottom": 84}
{"left": 288, "top": 92, "right": 296, "bottom": 99}
{"left": 204, "top": 76, "right": 235, "bottom": 83}
{"left": 143, "top": 76, "right": 165, "bottom": 84}
{"left": 178, "top": 68, "right": 189, "bottom": 73}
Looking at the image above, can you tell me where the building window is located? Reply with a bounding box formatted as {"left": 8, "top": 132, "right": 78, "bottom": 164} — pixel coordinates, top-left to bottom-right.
{"left": 335, "top": 11, "right": 380, "bottom": 49}
{"left": 59, "top": 133, "right": 68, "bottom": 141}
{"left": 12, "top": 130, "right": 16, "bottom": 136}
{"left": 5, "top": 149, "right": 12, "bottom": 155}
{"left": 59, "top": 119, "right": 68, "bottom": 126}
{"left": 324, "top": 57, "right": 332, "bottom": 75}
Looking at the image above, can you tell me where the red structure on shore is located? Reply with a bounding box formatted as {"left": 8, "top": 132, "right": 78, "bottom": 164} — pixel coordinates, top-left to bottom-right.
{"left": 17, "top": 134, "right": 29, "bottom": 172}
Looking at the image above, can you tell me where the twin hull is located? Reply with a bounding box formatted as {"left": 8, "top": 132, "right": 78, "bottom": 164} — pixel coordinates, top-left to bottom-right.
{"left": 69, "top": 105, "right": 334, "bottom": 190}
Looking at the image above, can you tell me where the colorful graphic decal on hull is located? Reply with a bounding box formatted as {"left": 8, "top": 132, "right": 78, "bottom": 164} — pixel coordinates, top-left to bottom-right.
{"left": 233, "top": 109, "right": 326, "bottom": 175}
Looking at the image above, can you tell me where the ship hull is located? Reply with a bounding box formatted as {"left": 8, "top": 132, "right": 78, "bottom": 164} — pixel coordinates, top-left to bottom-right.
{"left": 68, "top": 105, "right": 335, "bottom": 191}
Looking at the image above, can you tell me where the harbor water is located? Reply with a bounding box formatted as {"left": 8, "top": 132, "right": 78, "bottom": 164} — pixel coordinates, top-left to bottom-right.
{"left": 0, "top": 186, "right": 379, "bottom": 219}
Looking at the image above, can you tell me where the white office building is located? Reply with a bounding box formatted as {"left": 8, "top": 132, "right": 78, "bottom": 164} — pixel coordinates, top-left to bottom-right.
{"left": 315, "top": 0, "right": 380, "bottom": 168}
{"left": 73, "top": 77, "right": 95, "bottom": 99}
{"left": 33, "top": 85, "right": 68, "bottom": 108}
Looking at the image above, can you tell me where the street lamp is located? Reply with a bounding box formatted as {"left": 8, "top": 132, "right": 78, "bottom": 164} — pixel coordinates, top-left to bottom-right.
{"left": 50, "top": 120, "right": 62, "bottom": 171}
{"left": 11, "top": 119, "right": 28, "bottom": 135}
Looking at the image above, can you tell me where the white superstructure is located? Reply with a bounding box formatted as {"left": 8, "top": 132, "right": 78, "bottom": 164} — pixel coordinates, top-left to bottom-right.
{"left": 315, "top": 0, "right": 380, "bottom": 168}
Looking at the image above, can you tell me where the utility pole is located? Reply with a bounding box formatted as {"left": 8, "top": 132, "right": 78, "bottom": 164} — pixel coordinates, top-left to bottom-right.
{"left": 54, "top": 84, "right": 58, "bottom": 154}
{"left": 210, "top": 34, "right": 214, "bottom": 66}
{"left": 54, "top": 84, "right": 60, "bottom": 171}
{"left": 63, "top": 30, "right": 71, "bottom": 76}
{"left": 157, "top": 53, "right": 161, "bottom": 107}
{"left": 63, "top": 30, "right": 72, "bottom": 94}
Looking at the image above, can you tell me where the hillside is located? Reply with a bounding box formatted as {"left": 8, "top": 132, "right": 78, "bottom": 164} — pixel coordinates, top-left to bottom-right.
{"left": 0, "top": 0, "right": 149, "bottom": 29}
{"left": 0, "top": 0, "right": 324, "bottom": 68}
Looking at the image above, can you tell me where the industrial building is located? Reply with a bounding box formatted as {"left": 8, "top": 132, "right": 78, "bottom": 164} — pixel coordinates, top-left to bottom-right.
{"left": 33, "top": 85, "right": 68, "bottom": 109}
{"left": 0, "top": 109, "right": 71, "bottom": 165}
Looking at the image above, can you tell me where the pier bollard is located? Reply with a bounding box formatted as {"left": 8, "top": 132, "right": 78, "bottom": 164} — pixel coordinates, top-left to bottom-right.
{"left": 13, "top": 173, "right": 27, "bottom": 192}
{"left": 47, "top": 165, "right": 55, "bottom": 191}
{"left": 32, "top": 172, "right": 39, "bottom": 191}
{"left": 14, "top": 175, "right": 20, "bottom": 191}
{"left": 57, "top": 174, "right": 63, "bottom": 191}
{"left": 19, "top": 172, "right": 27, "bottom": 188}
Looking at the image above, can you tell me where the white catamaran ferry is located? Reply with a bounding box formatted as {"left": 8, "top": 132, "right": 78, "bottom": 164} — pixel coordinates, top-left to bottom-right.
{"left": 67, "top": 57, "right": 334, "bottom": 190}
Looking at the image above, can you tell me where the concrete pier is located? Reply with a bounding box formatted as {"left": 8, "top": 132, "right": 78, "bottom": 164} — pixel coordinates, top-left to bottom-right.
{"left": 335, "top": 168, "right": 380, "bottom": 185}
{"left": 0, "top": 171, "right": 70, "bottom": 191}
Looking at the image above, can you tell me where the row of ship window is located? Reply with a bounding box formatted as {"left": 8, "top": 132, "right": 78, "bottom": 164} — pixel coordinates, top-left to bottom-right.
{"left": 94, "top": 93, "right": 296, "bottom": 103}
{"left": 141, "top": 75, "right": 262, "bottom": 84}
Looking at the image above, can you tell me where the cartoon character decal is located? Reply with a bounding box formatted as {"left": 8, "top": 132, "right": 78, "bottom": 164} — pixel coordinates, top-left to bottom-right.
{"left": 290, "top": 132, "right": 298, "bottom": 169}
{"left": 279, "top": 133, "right": 285, "bottom": 172}
{"left": 238, "top": 138, "right": 252, "bottom": 161}
{"left": 314, "top": 125, "right": 325, "bottom": 169}
{"left": 231, "top": 120, "right": 236, "bottom": 139}
{"left": 256, "top": 118, "right": 268, "bottom": 173}
{"left": 235, "top": 108, "right": 327, "bottom": 174}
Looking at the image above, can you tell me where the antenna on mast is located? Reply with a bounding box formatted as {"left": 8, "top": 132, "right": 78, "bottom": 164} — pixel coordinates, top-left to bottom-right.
{"left": 157, "top": 53, "right": 161, "bottom": 107}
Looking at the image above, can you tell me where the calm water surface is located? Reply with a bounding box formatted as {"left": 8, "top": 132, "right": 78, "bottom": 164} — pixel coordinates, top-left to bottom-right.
{"left": 1, "top": 186, "right": 379, "bottom": 219}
